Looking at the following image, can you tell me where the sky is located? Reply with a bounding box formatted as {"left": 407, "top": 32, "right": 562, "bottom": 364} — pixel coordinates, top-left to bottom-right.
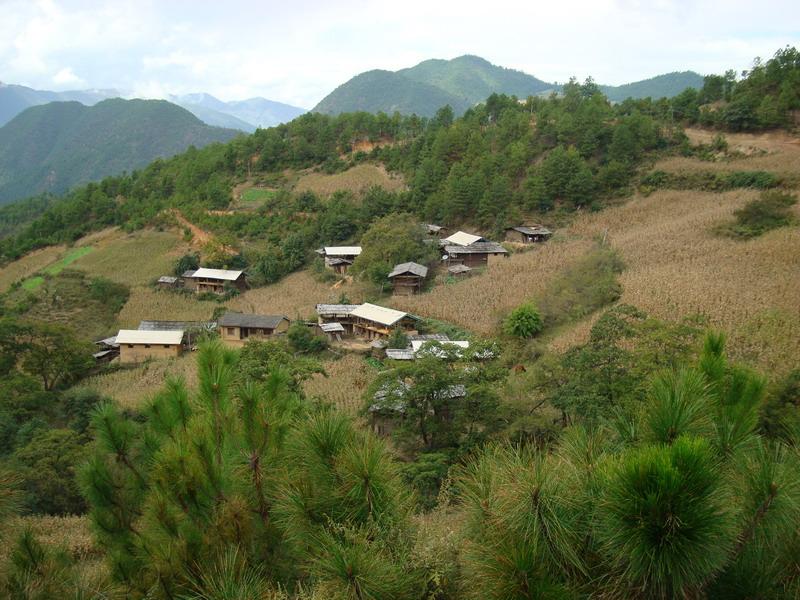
{"left": 1, "top": 0, "right": 798, "bottom": 108}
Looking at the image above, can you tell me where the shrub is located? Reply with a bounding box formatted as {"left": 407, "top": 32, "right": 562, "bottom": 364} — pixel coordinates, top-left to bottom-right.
{"left": 387, "top": 328, "right": 410, "bottom": 349}
{"left": 504, "top": 303, "right": 543, "bottom": 338}
{"left": 717, "top": 191, "right": 797, "bottom": 239}
{"left": 287, "top": 321, "right": 328, "bottom": 354}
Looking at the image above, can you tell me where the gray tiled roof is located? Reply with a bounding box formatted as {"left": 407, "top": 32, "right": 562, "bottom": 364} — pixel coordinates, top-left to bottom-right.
{"left": 444, "top": 242, "right": 507, "bottom": 255}
{"left": 217, "top": 313, "right": 288, "bottom": 329}
{"left": 388, "top": 262, "right": 429, "bottom": 278}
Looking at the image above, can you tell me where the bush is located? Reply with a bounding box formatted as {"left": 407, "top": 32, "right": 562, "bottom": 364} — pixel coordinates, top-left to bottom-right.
{"left": 504, "top": 304, "right": 543, "bottom": 338}
{"left": 386, "top": 328, "right": 410, "bottom": 349}
{"left": 717, "top": 191, "right": 797, "bottom": 239}
{"left": 287, "top": 321, "right": 328, "bottom": 354}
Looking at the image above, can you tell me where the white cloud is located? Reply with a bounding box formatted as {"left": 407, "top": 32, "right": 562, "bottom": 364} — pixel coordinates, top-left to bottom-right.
{"left": 52, "top": 66, "right": 84, "bottom": 86}
{"left": 0, "top": 0, "right": 797, "bottom": 106}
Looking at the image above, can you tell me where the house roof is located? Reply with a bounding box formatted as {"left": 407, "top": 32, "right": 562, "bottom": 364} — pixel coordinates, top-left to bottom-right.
{"left": 323, "top": 246, "right": 362, "bottom": 257}
{"left": 351, "top": 303, "right": 409, "bottom": 327}
{"left": 320, "top": 322, "right": 345, "bottom": 333}
{"left": 370, "top": 382, "right": 466, "bottom": 412}
{"left": 181, "top": 269, "right": 197, "bottom": 278}
{"left": 425, "top": 223, "right": 444, "bottom": 233}
{"left": 217, "top": 312, "right": 288, "bottom": 329}
{"left": 411, "top": 340, "right": 470, "bottom": 354}
{"left": 444, "top": 242, "right": 508, "bottom": 255}
{"left": 190, "top": 267, "right": 243, "bottom": 281}
{"left": 385, "top": 349, "right": 415, "bottom": 360}
{"left": 95, "top": 336, "right": 118, "bottom": 347}
{"left": 448, "top": 264, "right": 472, "bottom": 274}
{"left": 116, "top": 329, "right": 184, "bottom": 345}
{"left": 138, "top": 320, "right": 212, "bottom": 331}
{"left": 158, "top": 275, "right": 178, "bottom": 284}
{"left": 409, "top": 333, "right": 450, "bottom": 342}
{"left": 507, "top": 225, "right": 553, "bottom": 236}
{"left": 326, "top": 257, "right": 354, "bottom": 266}
{"left": 388, "top": 262, "right": 429, "bottom": 279}
{"left": 316, "top": 304, "right": 359, "bottom": 316}
{"left": 444, "top": 231, "right": 485, "bottom": 246}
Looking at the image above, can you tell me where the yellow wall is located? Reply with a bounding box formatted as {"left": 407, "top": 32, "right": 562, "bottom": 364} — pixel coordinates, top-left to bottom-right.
{"left": 119, "top": 343, "right": 182, "bottom": 363}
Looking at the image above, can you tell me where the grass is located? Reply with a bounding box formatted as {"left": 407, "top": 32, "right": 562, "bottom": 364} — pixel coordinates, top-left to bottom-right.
{"left": 303, "top": 353, "right": 379, "bottom": 415}
{"left": 43, "top": 246, "right": 94, "bottom": 275}
{"left": 240, "top": 187, "right": 277, "bottom": 205}
{"left": 294, "top": 164, "right": 406, "bottom": 197}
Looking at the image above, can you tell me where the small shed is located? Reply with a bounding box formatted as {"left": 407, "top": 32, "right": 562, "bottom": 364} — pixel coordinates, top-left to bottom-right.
{"left": 424, "top": 223, "right": 447, "bottom": 237}
{"left": 117, "top": 329, "right": 184, "bottom": 363}
{"left": 505, "top": 225, "right": 553, "bottom": 244}
{"left": 447, "top": 264, "right": 472, "bottom": 278}
{"left": 93, "top": 335, "right": 119, "bottom": 363}
{"left": 157, "top": 275, "right": 178, "bottom": 289}
{"left": 317, "top": 246, "right": 362, "bottom": 274}
{"left": 388, "top": 262, "right": 428, "bottom": 296}
{"left": 443, "top": 241, "right": 508, "bottom": 268}
{"left": 319, "top": 322, "right": 345, "bottom": 342}
{"left": 217, "top": 312, "right": 290, "bottom": 347}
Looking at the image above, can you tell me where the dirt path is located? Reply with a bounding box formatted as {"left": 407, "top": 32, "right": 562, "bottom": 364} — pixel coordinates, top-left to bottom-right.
{"left": 166, "top": 209, "right": 237, "bottom": 255}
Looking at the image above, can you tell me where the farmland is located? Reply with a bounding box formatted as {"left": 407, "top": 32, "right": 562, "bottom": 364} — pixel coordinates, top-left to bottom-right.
{"left": 293, "top": 163, "right": 406, "bottom": 197}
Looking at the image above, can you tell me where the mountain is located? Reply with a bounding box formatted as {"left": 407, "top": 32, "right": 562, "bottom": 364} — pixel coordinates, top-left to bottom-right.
{"left": 600, "top": 71, "right": 705, "bottom": 102}
{"left": 0, "top": 98, "right": 239, "bottom": 205}
{"left": 0, "top": 81, "right": 119, "bottom": 126}
{"left": 314, "top": 55, "right": 555, "bottom": 117}
{"left": 172, "top": 93, "right": 307, "bottom": 131}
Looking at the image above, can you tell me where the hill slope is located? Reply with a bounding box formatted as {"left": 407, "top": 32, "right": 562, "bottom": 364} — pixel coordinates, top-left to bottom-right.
{"left": 601, "top": 71, "right": 704, "bottom": 102}
{"left": 0, "top": 98, "right": 239, "bottom": 204}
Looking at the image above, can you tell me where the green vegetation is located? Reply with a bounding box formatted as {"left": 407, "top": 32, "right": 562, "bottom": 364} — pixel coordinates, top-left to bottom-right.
{"left": 716, "top": 190, "right": 798, "bottom": 239}
{"left": 600, "top": 70, "right": 705, "bottom": 102}
{"left": 504, "top": 303, "right": 543, "bottom": 338}
{"left": 0, "top": 98, "right": 239, "bottom": 205}
{"left": 641, "top": 169, "right": 783, "bottom": 193}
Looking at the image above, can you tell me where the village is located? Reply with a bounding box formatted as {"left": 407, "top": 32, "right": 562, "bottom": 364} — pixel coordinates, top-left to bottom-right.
{"left": 97, "top": 223, "right": 552, "bottom": 432}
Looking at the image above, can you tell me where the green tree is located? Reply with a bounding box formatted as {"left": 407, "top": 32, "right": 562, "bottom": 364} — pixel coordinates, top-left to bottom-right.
{"left": 504, "top": 304, "right": 543, "bottom": 338}
{"left": 18, "top": 323, "right": 94, "bottom": 391}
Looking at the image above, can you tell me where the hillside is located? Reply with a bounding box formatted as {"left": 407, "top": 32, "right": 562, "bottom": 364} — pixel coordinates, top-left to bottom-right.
{"left": 601, "top": 70, "right": 704, "bottom": 102}
{"left": 173, "top": 92, "right": 307, "bottom": 130}
{"left": 0, "top": 81, "right": 118, "bottom": 126}
{"left": 0, "top": 98, "right": 239, "bottom": 205}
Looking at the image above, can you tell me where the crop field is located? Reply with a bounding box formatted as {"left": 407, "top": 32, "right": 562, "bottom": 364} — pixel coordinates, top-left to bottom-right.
{"left": 392, "top": 237, "right": 594, "bottom": 336}
{"left": 117, "top": 286, "right": 214, "bottom": 327}
{"left": 227, "top": 270, "right": 360, "bottom": 319}
{"left": 293, "top": 164, "right": 406, "bottom": 197}
{"left": 86, "top": 353, "right": 199, "bottom": 410}
{"left": 559, "top": 188, "right": 800, "bottom": 374}
{"left": 0, "top": 245, "right": 66, "bottom": 291}
{"left": 72, "top": 229, "right": 187, "bottom": 286}
{"left": 303, "top": 353, "right": 380, "bottom": 415}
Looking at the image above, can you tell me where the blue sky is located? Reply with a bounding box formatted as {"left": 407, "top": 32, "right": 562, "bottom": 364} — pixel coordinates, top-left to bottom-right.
{"left": 1, "top": 0, "right": 797, "bottom": 107}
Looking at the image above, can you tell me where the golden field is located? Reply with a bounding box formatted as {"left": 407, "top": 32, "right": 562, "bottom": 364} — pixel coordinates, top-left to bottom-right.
{"left": 294, "top": 164, "right": 406, "bottom": 197}
{"left": 303, "top": 353, "right": 379, "bottom": 415}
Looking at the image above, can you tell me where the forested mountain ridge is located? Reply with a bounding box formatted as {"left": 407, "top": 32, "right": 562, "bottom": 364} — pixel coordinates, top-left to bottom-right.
{"left": 0, "top": 81, "right": 119, "bottom": 127}
{"left": 313, "top": 55, "right": 705, "bottom": 116}
{"left": 0, "top": 98, "right": 240, "bottom": 205}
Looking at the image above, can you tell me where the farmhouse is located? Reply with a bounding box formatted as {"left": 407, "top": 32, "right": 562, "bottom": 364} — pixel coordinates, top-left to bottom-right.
{"left": 316, "top": 246, "right": 362, "bottom": 274}
{"left": 138, "top": 320, "right": 214, "bottom": 347}
{"left": 504, "top": 225, "right": 553, "bottom": 244}
{"left": 441, "top": 231, "right": 507, "bottom": 268}
{"left": 217, "top": 312, "right": 290, "bottom": 347}
{"left": 116, "top": 329, "right": 184, "bottom": 363}
{"left": 350, "top": 303, "right": 419, "bottom": 341}
{"left": 185, "top": 268, "right": 247, "bottom": 294}
{"left": 156, "top": 275, "right": 179, "bottom": 289}
{"left": 319, "top": 322, "right": 346, "bottom": 342}
{"left": 387, "top": 262, "right": 428, "bottom": 296}
{"left": 315, "top": 304, "right": 360, "bottom": 335}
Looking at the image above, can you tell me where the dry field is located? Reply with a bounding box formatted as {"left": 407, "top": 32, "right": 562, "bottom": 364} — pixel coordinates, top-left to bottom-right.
{"left": 655, "top": 127, "right": 800, "bottom": 176}
{"left": 0, "top": 245, "right": 65, "bottom": 291}
{"left": 227, "top": 270, "right": 366, "bottom": 319}
{"left": 72, "top": 228, "right": 188, "bottom": 286}
{"left": 552, "top": 188, "right": 800, "bottom": 375}
{"left": 392, "top": 237, "right": 594, "bottom": 336}
{"left": 293, "top": 164, "right": 406, "bottom": 197}
{"left": 303, "top": 353, "right": 379, "bottom": 415}
{"left": 86, "top": 353, "right": 199, "bottom": 411}
{"left": 117, "top": 286, "right": 214, "bottom": 327}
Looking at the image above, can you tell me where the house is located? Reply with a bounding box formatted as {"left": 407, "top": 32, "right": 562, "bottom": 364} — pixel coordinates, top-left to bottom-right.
{"left": 388, "top": 262, "right": 428, "bottom": 296}
{"left": 316, "top": 246, "right": 362, "bottom": 274}
{"left": 116, "top": 329, "right": 184, "bottom": 363}
{"left": 186, "top": 268, "right": 247, "bottom": 295}
{"left": 368, "top": 382, "right": 466, "bottom": 436}
{"left": 504, "top": 225, "right": 553, "bottom": 244}
{"left": 157, "top": 275, "right": 179, "bottom": 289}
{"left": 315, "top": 304, "right": 360, "bottom": 335}
{"left": 138, "top": 320, "right": 215, "bottom": 347}
{"left": 447, "top": 264, "right": 472, "bottom": 278}
{"left": 217, "top": 312, "right": 290, "bottom": 347}
{"left": 350, "top": 303, "right": 419, "bottom": 340}
{"left": 441, "top": 231, "right": 508, "bottom": 268}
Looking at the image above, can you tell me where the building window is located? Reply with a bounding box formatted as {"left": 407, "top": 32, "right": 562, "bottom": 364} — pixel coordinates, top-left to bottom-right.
{"left": 127, "top": 344, "right": 133, "bottom": 348}
{"left": 227, "top": 327, "right": 235, "bottom": 335}
{"left": 144, "top": 344, "right": 151, "bottom": 348}
{"left": 163, "top": 345, "right": 170, "bottom": 348}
